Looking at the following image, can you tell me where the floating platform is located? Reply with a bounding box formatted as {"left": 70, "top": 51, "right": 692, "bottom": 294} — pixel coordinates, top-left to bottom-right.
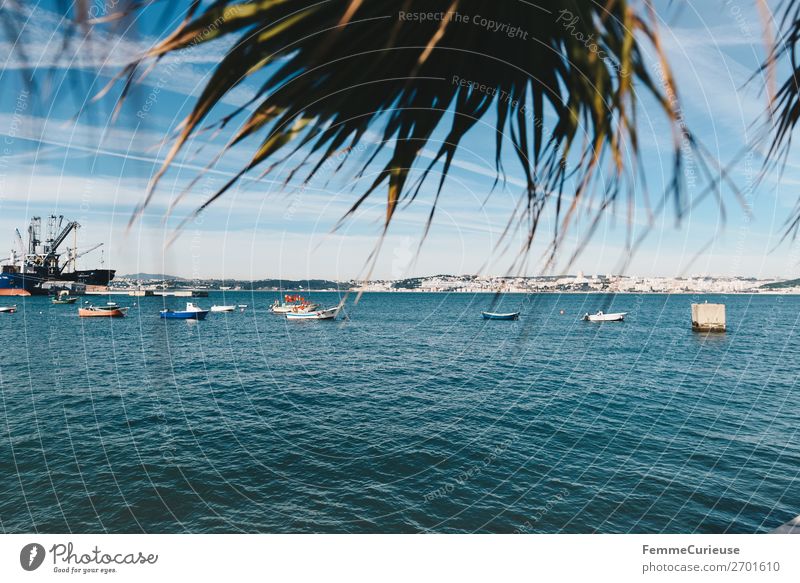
{"left": 691, "top": 303, "right": 726, "bottom": 332}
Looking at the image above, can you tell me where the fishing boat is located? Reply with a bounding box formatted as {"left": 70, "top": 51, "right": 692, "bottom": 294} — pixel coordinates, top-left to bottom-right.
{"left": 481, "top": 311, "right": 520, "bottom": 320}
{"left": 51, "top": 290, "right": 78, "bottom": 304}
{"left": 79, "top": 303, "right": 128, "bottom": 317}
{"left": 269, "top": 295, "right": 319, "bottom": 314}
{"left": 285, "top": 306, "right": 340, "bottom": 320}
{"left": 210, "top": 305, "right": 236, "bottom": 312}
{"left": 582, "top": 311, "right": 627, "bottom": 322}
{"left": 0, "top": 305, "right": 17, "bottom": 313}
{"left": 160, "top": 302, "right": 209, "bottom": 320}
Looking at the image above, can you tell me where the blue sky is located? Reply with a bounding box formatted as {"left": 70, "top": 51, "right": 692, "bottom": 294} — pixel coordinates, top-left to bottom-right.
{"left": 0, "top": 0, "right": 796, "bottom": 280}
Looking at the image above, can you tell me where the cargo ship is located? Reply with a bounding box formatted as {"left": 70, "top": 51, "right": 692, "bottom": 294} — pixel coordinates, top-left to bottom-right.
{"left": 0, "top": 216, "right": 115, "bottom": 295}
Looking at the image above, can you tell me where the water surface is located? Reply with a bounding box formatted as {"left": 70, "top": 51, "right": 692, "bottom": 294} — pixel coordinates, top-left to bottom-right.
{"left": 0, "top": 292, "right": 797, "bottom": 533}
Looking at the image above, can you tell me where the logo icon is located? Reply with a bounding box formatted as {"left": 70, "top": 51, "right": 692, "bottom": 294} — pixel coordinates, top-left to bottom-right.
{"left": 20, "top": 543, "right": 45, "bottom": 571}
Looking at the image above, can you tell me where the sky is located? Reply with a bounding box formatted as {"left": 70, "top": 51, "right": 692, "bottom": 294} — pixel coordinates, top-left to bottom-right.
{"left": 0, "top": 0, "right": 797, "bottom": 281}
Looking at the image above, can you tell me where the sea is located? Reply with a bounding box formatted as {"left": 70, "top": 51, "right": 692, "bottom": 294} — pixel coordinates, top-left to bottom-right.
{"left": 0, "top": 292, "right": 797, "bottom": 533}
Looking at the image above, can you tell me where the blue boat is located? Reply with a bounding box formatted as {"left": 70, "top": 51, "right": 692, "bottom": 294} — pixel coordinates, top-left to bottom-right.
{"left": 481, "top": 311, "right": 520, "bottom": 320}
{"left": 160, "top": 302, "right": 209, "bottom": 320}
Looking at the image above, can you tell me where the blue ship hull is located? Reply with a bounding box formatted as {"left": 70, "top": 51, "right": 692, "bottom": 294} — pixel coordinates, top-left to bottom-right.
{"left": 0, "top": 272, "right": 41, "bottom": 295}
{"left": 160, "top": 310, "right": 208, "bottom": 320}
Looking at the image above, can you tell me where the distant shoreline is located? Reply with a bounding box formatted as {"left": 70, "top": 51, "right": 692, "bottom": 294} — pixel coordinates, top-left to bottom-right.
{"left": 105, "top": 289, "right": 800, "bottom": 295}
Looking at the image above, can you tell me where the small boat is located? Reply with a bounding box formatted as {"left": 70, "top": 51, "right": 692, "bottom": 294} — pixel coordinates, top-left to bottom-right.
{"left": 210, "top": 305, "right": 236, "bottom": 312}
{"left": 269, "top": 295, "right": 319, "bottom": 314}
{"left": 285, "top": 306, "right": 340, "bottom": 320}
{"left": 52, "top": 290, "right": 79, "bottom": 304}
{"left": 79, "top": 303, "right": 128, "bottom": 317}
{"left": 0, "top": 305, "right": 17, "bottom": 313}
{"left": 481, "top": 311, "right": 520, "bottom": 320}
{"left": 582, "top": 311, "right": 627, "bottom": 322}
{"left": 160, "top": 302, "right": 209, "bottom": 320}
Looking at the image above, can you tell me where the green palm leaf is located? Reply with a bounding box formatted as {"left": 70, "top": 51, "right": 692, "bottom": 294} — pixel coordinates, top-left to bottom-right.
{"left": 112, "top": 0, "right": 694, "bottom": 253}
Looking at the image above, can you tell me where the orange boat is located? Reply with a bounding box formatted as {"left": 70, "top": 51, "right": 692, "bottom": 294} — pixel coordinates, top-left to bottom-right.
{"left": 79, "top": 304, "right": 128, "bottom": 318}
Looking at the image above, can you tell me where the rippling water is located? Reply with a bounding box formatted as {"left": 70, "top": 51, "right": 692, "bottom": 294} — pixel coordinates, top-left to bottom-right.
{"left": 1, "top": 292, "right": 798, "bottom": 533}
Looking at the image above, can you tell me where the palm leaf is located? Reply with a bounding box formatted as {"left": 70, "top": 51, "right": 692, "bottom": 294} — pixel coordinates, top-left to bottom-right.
{"left": 39, "top": 1, "right": 706, "bottom": 259}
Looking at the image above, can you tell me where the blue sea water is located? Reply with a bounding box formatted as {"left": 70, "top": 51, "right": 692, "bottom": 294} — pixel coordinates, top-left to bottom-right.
{"left": 0, "top": 292, "right": 798, "bottom": 533}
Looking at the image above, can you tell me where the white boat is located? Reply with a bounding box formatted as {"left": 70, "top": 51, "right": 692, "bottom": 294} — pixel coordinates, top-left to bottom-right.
{"left": 0, "top": 305, "right": 17, "bottom": 313}
{"left": 210, "top": 305, "right": 236, "bottom": 312}
{"left": 269, "top": 295, "right": 319, "bottom": 314}
{"left": 285, "top": 306, "right": 340, "bottom": 320}
{"left": 582, "top": 311, "right": 627, "bottom": 322}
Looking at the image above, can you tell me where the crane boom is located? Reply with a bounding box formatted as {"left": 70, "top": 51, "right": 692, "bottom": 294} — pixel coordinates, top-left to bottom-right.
{"left": 50, "top": 221, "right": 80, "bottom": 252}
{"left": 75, "top": 243, "right": 103, "bottom": 260}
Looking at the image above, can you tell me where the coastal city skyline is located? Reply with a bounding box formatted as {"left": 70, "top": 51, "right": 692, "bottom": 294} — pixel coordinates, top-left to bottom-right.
{"left": 112, "top": 271, "right": 800, "bottom": 294}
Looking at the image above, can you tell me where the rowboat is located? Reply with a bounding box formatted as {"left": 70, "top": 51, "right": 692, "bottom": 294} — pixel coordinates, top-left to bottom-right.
{"left": 160, "top": 302, "right": 209, "bottom": 320}
{"left": 210, "top": 305, "right": 236, "bottom": 312}
{"left": 0, "top": 305, "right": 17, "bottom": 313}
{"left": 582, "top": 311, "right": 627, "bottom": 322}
{"left": 285, "top": 306, "right": 340, "bottom": 320}
{"left": 269, "top": 295, "right": 319, "bottom": 314}
{"left": 481, "top": 311, "right": 520, "bottom": 320}
{"left": 52, "top": 290, "right": 78, "bottom": 304}
{"left": 79, "top": 304, "right": 128, "bottom": 317}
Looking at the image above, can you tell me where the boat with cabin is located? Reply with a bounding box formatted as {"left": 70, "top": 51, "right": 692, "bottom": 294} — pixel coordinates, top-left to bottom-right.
{"left": 160, "top": 302, "right": 209, "bottom": 320}
{"left": 52, "top": 290, "right": 79, "bottom": 304}
{"left": 269, "top": 295, "right": 318, "bottom": 314}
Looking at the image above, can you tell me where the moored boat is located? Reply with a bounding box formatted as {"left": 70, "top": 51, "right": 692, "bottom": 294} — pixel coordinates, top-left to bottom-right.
{"left": 210, "top": 305, "right": 236, "bottom": 312}
{"left": 582, "top": 311, "right": 627, "bottom": 322}
{"left": 160, "top": 302, "right": 209, "bottom": 320}
{"left": 269, "top": 295, "right": 319, "bottom": 314}
{"left": 52, "top": 290, "right": 79, "bottom": 304}
{"left": 0, "top": 305, "right": 17, "bottom": 313}
{"left": 481, "top": 311, "right": 520, "bottom": 320}
{"left": 79, "top": 304, "right": 128, "bottom": 317}
{"left": 285, "top": 306, "right": 340, "bottom": 320}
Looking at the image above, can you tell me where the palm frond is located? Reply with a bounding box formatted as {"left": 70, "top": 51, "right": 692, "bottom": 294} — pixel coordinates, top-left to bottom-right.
{"left": 765, "top": 0, "right": 800, "bottom": 240}
{"left": 101, "top": 2, "right": 693, "bottom": 259}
